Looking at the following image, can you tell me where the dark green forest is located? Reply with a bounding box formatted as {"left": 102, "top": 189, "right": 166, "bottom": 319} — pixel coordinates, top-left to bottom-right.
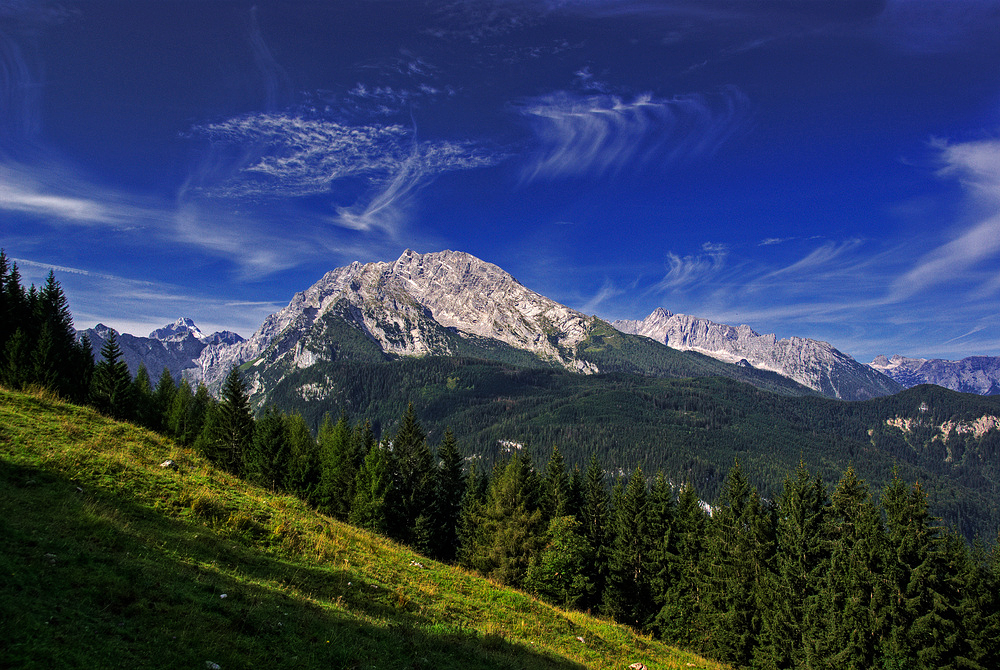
{"left": 261, "top": 355, "right": 1000, "bottom": 541}
{"left": 3, "top": 253, "right": 999, "bottom": 669}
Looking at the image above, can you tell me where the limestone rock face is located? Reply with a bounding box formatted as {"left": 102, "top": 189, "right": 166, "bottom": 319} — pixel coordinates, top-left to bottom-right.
{"left": 871, "top": 355, "right": 1000, "bottom": 395}
{"left": 186, "top": 249, "right": 599, "bottom": 390}
{"left": 614, "top": 308, "right": 901, "bottom": 400}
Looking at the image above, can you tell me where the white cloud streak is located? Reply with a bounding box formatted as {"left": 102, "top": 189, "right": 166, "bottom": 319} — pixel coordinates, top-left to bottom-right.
{"left": 656, "top": 242, "right": 728, "bottom": 291}
{"left": 517, "top": 86, "right": 748, "bottom": 180}
{"left": 891, "top": 138, "right": 1000, "bottom": 300}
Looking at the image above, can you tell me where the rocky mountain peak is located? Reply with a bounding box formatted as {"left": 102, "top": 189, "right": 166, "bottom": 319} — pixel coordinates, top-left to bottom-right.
{"left": 185, "top": 249, "right": 599, "bottom": 390}
{"left": 150, "top": 317, "right": 205, "bottom": 341}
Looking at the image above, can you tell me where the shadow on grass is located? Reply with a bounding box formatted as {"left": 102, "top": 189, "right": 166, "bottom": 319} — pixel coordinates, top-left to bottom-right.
{"left": 0, "top": 460, "right": 586, "bottom": 670}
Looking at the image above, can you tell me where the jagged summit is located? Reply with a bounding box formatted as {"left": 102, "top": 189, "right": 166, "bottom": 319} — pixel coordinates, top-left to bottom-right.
{"left": 614, "top": 308, "right": 901, "bottom": 400}
{"left": 186, "top": 249, "right": 600, "bottom": 390}
{"left": 150, "top": 317, "right": 205, "bottom": 342}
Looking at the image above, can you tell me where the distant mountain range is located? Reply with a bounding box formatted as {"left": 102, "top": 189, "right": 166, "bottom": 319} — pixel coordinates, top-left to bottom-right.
{"left": 78, "top": 318, "right": 243, "bottom": 380}
{"left": 77, "top": 250, "right": 999, "bottom": 400}
{"left": 871, "top": 355, "right": 1000, "bottom": 396}
{"left": 613, "top": 308, "right": 902, "bottom": 400}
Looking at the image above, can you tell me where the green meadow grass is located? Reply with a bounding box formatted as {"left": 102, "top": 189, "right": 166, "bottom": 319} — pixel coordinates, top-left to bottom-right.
{"left": 0, "top": 387, "right": 727, "bottom": 670}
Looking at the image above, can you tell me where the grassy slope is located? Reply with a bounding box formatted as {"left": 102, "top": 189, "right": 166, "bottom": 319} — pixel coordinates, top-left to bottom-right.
{"left": 0, "top": 388, "right": 726, "bottom": 670}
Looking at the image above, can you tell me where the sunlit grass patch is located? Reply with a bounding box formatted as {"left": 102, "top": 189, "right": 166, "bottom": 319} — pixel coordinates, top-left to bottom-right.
{"left": 0, "top": 387, "right": 728, "bottom": 670}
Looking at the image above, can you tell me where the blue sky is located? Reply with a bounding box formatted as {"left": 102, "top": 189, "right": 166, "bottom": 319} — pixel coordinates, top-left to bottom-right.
{"left": 2, "top": 0, "right": 999, "bottom": 363}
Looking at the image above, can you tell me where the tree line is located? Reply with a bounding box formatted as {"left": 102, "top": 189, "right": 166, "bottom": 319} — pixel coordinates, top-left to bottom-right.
{"left": 3, "top": 254, "right": 999, "bottom": 669}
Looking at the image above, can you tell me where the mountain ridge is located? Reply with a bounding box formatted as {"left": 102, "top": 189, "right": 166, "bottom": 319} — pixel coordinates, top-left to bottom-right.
{"left": 613, "top": 307, "right": 901, "bottom": 401}
{"left": 872, "top": 354, "right": 1000, "bottom": 395}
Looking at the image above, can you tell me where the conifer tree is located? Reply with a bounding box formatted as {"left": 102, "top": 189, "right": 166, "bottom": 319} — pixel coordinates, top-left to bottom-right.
{"left": 431, "top": 427, "right": 465, "bottom": 561}
{"left": 246, "top": 406, "right": 290, "bottom": 490}
{"left": 196, "top": 367, "right": 254, "bottom": 474}
{"left": 940, "top": 531, "right": 995, "bottom": 670}
{"left": 73, "top": 333, "right": 95, "bottom": 403}
{"left": 880, "top": 475, "right": 957, "bottom": 669}
{"left": 540, "top": 444, "right": 570, "bottom": 522}
{"left": 350, "top": 441, "right": 393, "bottom": 534}
{"left": 466, "top": 452, "right": 544, "bottom": 588}
{"left": 756, "top": 463, "right": 832, "bottom": 670}
{"left": 603, "top": 466, "right": 652, "bottom": 629}
{"left": 525, "top": 515, "right": 595, "bottom": 609}
{"left": 89, "top": 331, "right": 135, "bottom": 420}
{"left": 581, "top": 454, "right": 611, "bottom": 610}
{"left": 456, "top": 462, "right": 489, "bottom": 569}
{"left": 130, "top": 363, "right": 156, "bottom": 429}
{"left": 284, "top": 412, "right": 320, "bottom": 502}
{"left": 317, "top": 412, "right": 357, "bottom": 520}
{"left": 1, "top": 259, "right": 29, "bottom": 370}
{"left": 0, "top": 250, "right": 10, "bottom": 354}
{"left": 566, "top": 464, "right": 585, "bottom": 520}
{"left": 388, "top": 403, "right": 435, "bottom": 544}
{"left": 700, "top": 461, "right": 767, "bottom": 666}
{"left": 151, "top": 367, "right": 177, "bottom": 433}
{"left": 35, "top": 271, "right": 78, "bottom": 398}
{"left": 167, "top": 379, "right": 194, "bottom": 441}
{"left": 651, "top": 480, "right": 707, "bottom": 648}
{"left": 816, "top": 466, "right": 885, "bottom": 670}
{"left": 2, "top": 329, "right": 31, "bottom": 390}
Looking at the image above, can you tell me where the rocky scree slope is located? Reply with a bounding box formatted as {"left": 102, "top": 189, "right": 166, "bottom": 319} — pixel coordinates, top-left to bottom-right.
{"left": 614, "top": 308, "right": 901, "bottom": 401}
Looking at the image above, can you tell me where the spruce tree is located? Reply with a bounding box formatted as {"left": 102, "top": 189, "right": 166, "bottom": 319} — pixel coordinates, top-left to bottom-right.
{"left": 525, "top": 515, "right": 595, "bottom": 609}
{"left": 89, "top": 331, "right": 135, "bottom": 420}
{"left": 581, "top": 454, "right": 611, "bottom": 611}
{"left": 645, "top": 471, "right": 676, "bottom": 629}
{"left": 246, "top": 406, "right": 290, "bottom": 490}
{"left": 700, "top": 461, "right": 767, "bottom": 667}
{"left": 0, "top": 250, "right": 10, "bottom": 355}
{"left": 130, "top": 363, "right": 156, "bottom": 429}
{"left": 817, "top": 466, "right": 885, "bottom": 670}
{"left": 456, "top": 462, "right": 489, "bottom": 569}
{"left": 167, "top": 379, "right": 194, "bottom": 441}
{"left": 73, "top": 334, "right": 95, "bottom": 404}
{"left": 540, "top": 444, "right": 570, "bottom": 522}
{"left": 2, "top": 328, "right": 31, "bottom": 390}
{"left": 284, "top": 412, "right": 320, "bottom": 503}
{"left": 151, "top": 367, "right": 177, "bottom": 433}
{"left": 317, "top": 412, "right": 357, "bottom": 520}
{"left": 466, "top": 452, "right": 544, "bottom": 588}
{"left": 651, "top": 480, "right": 707, "bottom": 648}
{"left": 196, "top": 367, "right": 254, "bottom": 474}
{"left": 388, "top": 403, "right": 435, "bottom": 544}
{"left": 880, "top": 475, "right": 957, "bottom": 669}
{"left": 603, "top": 466, "right": 652, "bottom": 629}
{"left": 35, "top": 271, "right": 78, "bottom": 398}
{"left": 350, "top": 441, "right": 393, "bottom": 534}
{"left": 756, "top": 463, "right": 832, "bottom": 670}
{"left": 432, "top": 427, "right": 465, "bottom": 562}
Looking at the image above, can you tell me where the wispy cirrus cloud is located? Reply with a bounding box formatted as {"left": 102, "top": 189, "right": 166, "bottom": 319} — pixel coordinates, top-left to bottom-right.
{"left": 891, "top": 138, "right": 1000, "bottom": 300}
{"left": 190, "top": 113, "right": 502, "bottom": 233}
{"left": 517, "top": 86, "right": 749, "bottom": 181}
{"left": 0, "top": 162, "right": 157, "bottom": 227}
{"left": 655, "top": 242, "right": 729, "bottom": 292}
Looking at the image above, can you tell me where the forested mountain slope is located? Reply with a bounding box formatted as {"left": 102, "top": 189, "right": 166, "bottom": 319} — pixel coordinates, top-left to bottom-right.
{"left": 264, "top": 356, "right": 1000, "bottom": 541}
